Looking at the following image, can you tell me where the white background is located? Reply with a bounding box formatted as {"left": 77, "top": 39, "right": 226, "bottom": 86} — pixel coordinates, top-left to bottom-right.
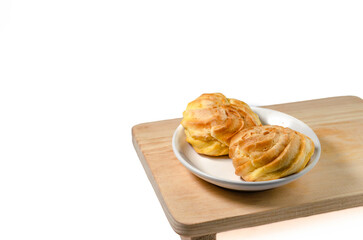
{"left": 0, "top": 0, "right": 362, "bottom": 239}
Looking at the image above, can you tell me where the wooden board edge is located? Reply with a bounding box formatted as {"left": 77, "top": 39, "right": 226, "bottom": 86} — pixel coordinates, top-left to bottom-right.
{"left": 170, "top": 193, "right": 363, "bottom": 236}
{"left": 132, "top": 134, "right": 182, "bottom": 234}
{"left": 132, "top": 117, "right": 182, "bottom": 132}
{"left": 263, "top": 95, "right": 362, "bottom": 108}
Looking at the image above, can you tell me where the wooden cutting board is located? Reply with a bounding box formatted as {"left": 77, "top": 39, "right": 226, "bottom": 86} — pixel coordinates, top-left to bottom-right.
{"left": 132, "top": 96, "right": 363, "bottom": 240}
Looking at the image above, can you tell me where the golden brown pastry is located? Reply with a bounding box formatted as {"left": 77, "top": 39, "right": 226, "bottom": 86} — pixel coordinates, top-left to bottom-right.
{"left": 181, "top": 93, "right": 262, "bottom": 156}
{"left": 229, "top": 125, "right": 315, "bottom": 181}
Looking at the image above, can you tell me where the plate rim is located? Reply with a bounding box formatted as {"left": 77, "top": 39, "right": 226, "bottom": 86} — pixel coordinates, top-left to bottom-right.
{"left": 172, "top": 106, "right": 321, "bottom": 190}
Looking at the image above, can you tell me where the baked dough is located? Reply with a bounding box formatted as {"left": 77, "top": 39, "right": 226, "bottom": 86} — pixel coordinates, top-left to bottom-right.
{"left": 229, "top": 125, "right": 315, "bottom": 181}
{"left": 181, "top": 93, "right": 261, "bottom": 156}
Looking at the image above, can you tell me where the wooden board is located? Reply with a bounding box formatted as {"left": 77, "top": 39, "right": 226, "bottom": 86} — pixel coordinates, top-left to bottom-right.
{"left": 132, "top": 96, "right": 363, "bottom": 238}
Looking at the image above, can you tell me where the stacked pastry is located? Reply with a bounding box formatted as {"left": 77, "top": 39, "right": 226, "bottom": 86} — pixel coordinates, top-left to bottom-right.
{"left": 181, "top": 93, "right": 315, "bottom": 182}
{"left": 181, "top": 93, "right": 262, "bottom": 156}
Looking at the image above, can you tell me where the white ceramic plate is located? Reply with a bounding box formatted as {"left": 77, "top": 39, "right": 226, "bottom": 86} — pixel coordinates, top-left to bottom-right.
{"left": 172, "top": 107, "right": 321, "bottom": 191}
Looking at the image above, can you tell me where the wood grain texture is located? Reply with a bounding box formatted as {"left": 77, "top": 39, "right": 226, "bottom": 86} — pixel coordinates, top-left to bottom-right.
{"left": 132, "top": 96, "right": 363, "bottom": 237}
{"left": 180, "top": 234, "right": 216, "bottom": 240}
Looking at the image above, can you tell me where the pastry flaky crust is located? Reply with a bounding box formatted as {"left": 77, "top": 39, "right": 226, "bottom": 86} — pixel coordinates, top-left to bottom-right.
{"left": 181, "top": 93, "right": 262, "bottom": 156}
{"left": 229, "top": 125, "right": 315, "bottom": 181}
